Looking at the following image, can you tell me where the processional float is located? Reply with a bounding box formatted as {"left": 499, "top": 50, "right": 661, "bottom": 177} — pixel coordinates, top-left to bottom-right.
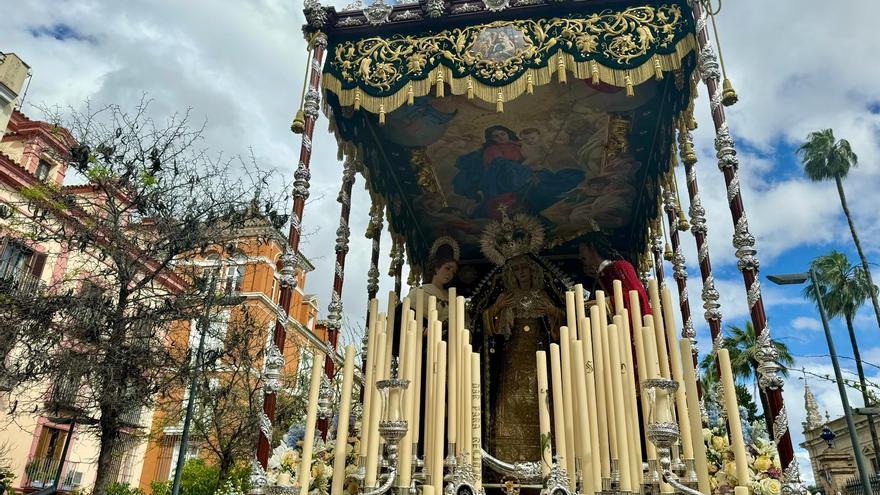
{"left": 250, "top": 0, "right": 804, "bottom": 493}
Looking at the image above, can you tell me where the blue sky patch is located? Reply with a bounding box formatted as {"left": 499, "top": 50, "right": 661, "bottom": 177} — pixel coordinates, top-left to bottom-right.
{"left": 28, "top": 23, "right": 95, "bottom": 43}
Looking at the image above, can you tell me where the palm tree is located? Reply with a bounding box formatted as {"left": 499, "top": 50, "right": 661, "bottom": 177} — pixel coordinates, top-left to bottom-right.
{"left": 700, "top": 322, "right": 794, "bottom": 435}
{"left": 798, "top": 129, "right": 880, "bottom": 332}
{"left": 804, "top": 251, "right": 880, "bottom": 468}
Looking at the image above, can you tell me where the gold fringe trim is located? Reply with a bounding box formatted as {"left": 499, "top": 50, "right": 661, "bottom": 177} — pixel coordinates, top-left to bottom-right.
{"left": 322, "top": 34, "right": 697, "bottom": 116}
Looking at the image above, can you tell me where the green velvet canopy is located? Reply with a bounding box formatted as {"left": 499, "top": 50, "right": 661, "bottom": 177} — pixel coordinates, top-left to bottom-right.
{"left": 317, "top": 0, "right": 699, "bottom": 288}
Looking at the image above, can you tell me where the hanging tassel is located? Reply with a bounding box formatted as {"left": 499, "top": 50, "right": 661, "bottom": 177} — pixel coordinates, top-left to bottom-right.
{"left": 407, "top": 82, "right": 414, "bottom": 106}
{"left": 354, "top": 88, "right": 361, "bottom": 111}
{"left": 290, "top": 109, "right": 305, "bottom": 134}
{"left": 678, "top": 210, "right": 690, "bottom": 232}
{"left": 527, "top": 72, "right": 534, "bottom": 95}
{"left": 664, "top": 242, "right": 673, "bottom": 261}
{"left": 496, "top": 91, "right": 504, "bottom": 113}
{"left": 722, "top": 77, "right": 739, "bottom": 106}
{"left": 557, "top": 54, "right": 567, "bottom": 84}
{"left": 590, "top": 60, "right": 600, "bottom": 85}
{"left": 466, "top": 77, "right": 474, "bottom": 100}
{"left": 625, "top": 73, "right": 634, "bottom": 97}
{"left": 436, "top": 70, "right": 445, "bottom": 98}
{"left": 379, "top": 104, "right": 385, "bottom": 126}
{"left": 653, "top": 56, "right": 663, "bottom": 80}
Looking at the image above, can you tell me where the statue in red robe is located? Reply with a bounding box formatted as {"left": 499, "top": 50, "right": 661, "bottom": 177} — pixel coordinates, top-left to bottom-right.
{"left": 578, "top": 240, "right": 650, "bottom": 317}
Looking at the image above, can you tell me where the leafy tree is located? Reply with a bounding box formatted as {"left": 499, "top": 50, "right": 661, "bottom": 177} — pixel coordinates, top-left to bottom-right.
{"left": 797, "top": 129, "right": 880, "bottom": 332}
{"left": 0, "top": 99, "right": 285, "bottom": 495}
{"left": 699, "top": 322, "right": 794, "bottom": 433}
{"left": 804, "top": 250, "right": 880, "bottom": 467}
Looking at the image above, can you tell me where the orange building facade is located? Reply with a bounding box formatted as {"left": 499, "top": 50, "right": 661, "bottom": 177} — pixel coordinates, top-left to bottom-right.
{"left": 136, "top": 224, "right": 324, "bottom": 487}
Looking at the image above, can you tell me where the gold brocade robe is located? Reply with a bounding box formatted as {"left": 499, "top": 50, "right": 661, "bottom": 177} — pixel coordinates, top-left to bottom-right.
{"left": 482, "top": 288, "right": 560, "bottom": 463}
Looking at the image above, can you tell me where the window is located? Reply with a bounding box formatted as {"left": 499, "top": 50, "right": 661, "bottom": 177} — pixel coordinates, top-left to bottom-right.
{"left": 167, "top": 438, "right": 199, "bottom": 480}
{"left": 0, "top": 238, "right": 46, "bottom": 283}
{"left": 35, "top": 159, "right": 51, "bottom": 182}
{"left": 224, "top": 265, "right": 244, "bottom": 294}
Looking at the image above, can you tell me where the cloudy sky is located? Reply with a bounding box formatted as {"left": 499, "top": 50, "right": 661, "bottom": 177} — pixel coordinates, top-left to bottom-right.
{"left": 4, "top": 0, "right": 880, "bottom": 485}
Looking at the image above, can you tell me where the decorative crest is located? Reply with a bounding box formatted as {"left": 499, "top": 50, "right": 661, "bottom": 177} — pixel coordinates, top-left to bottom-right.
{"left": 363, "top": 0, "right": 393, "bottom": 25}
{"left": 480, "top": 207, "right": 545, "bottom": 266}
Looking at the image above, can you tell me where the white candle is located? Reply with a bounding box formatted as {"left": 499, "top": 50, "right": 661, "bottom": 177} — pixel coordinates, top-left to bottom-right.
{"left": 365, "top": 329, "right": 387, "bottom": 487}
{"left": 298, "top": 350, "right": 326, "bottom": 492}
{"left": 719, "top": 349, "right": 751, "bottom": 487}
{"left": 660, "top": 287, "right": 694, "bottom": 459}
{"left": 457, "top": 297, "right": 467, "bottom": 457}
{"left": 630, "top": 290, "right": 657, "bottom": 463}
{"left": 612, "top": 280, "right": 625, "bottom": 317}
{"left": 432, "top": 341, "right": 448, "bottom": 495}
{"left": 549, "top": 344, "right": 568, "bottom": 472}
{"left": 589, "top": 305, "right": 610, "bottom": 479}
{"left": 597, "top": 292, "right": 618, "bottom": 461}
{"left": 559, "top": 326, "right": 577, "bottom": 488}
{"left": 398, "top": 320, "right": 417, "bottom": 488}
{"left": 572, "top": 343, "right": 595, "bottom": 494}
{"left": 607, "top": 323, "right": 631, "bottom": 492}
{"left": 447, "top": 288, "right": 458, "bottom": 450}
{"left": 647, "top": 279, "right": 671, "bottom": 379}
{"left": 536, "top": 351, "right": 553, "bottom": 477}
{"left": 331, "top": 346, "right": 356, "bottom": 495}
{"left": 580, "top": 317, "right": 602, "bottom": 494}
{"left": 471, "top": 352, "right": 482, "bottom": 488}
{"left": 413, "top": 289, "right": 426, "bottom": 448}
{"left": 425, "top": 309, "right": 438, "bottom": 472}
{"left": 618, "top": 310, "right": 643, "bottom": 492}
{"left": 384, "top": 292, "right": 398, "bottom": 378}
{"left": 681, "top": 339, "right": 711, "bottom": 495}
{"left": 360, "top": 299, "right": 379, "bottom": 460}
{"left": 461, "top": 337, "right": 473, "bottom": 461}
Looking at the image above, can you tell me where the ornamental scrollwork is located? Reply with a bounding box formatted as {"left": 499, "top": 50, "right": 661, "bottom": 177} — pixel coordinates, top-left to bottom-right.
{"left": 330, "top": 5, "right": 684, "bottom": 93}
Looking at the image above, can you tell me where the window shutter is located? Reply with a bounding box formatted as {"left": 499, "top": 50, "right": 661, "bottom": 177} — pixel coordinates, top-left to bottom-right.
{"left": 30, "top": 252, "right": 47, "bottom": 278}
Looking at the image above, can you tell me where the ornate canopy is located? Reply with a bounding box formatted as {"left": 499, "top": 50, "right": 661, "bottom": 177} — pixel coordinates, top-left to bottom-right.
{"left": 310, "top": 0, "right": 699, "bottom": 288}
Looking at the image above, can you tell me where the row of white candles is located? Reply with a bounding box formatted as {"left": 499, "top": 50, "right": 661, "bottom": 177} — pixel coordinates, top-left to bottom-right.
{"left": 292, "top": 278, "right": 753, "bottom": 495}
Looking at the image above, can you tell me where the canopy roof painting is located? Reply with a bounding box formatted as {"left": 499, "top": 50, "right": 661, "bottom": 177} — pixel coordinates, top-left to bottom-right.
{"left": 313, "top": 0, "right": 699, "bottom": 286}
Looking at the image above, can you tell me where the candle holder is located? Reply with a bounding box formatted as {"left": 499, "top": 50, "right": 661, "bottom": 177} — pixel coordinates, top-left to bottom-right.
{"left": 540, "top": 458, "right": 571, "bottom": 495}
{"left": 610, "top": 458, "right": 621, "bottom": 490}
{"left": 682, "top": 459, "right": 699, "bottom": 487}
{"left": 479, "top": 448, "right": 542, "bottom": 483}
{"left": 360, "top": 364, "right": 410, "bottom": 495}
{"left": 266, "top": 487, "right": 301, "bottom": 495}
{"left": 444, "top": 453, "right": 481, "bottom": 495}
{"left": 643, "top": 378, "right": 703, "bottom": 495}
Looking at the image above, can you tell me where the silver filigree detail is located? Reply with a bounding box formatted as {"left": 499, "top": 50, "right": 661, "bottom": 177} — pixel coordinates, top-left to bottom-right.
{"left": 672, "top": 246, "right": 687, "bottom": 281}
{"left": 260, "top": 412, "right": 272, "bottom": 438}
{"left": 710, "top": 90, "right": 723, "bottom": 112}
{"left": 367, "top": 263, "right": 380, "bottom": 297}
{"left": 481, "top": 0, "right": 509, "bottom": 12}
{"left": 302, "top": 135, "right": 312, "bottom": 152}
{"left": 733, "top": 215, "right": 760, "bottom": 272}
{"left": 317, "top": 375, "right": 335, "bottom": 420}
{"left": 781, "top": 461, "right": 806, "bottom": 495}
{"left": 363, "top": 0, "right": 392, "bottom": 25}
{"left": 727, "top": 173, "right": 740, "bottom": 204}
{"left": 279, "top": 247, "right": 298, "bottom": 288}
{"left": 773, "top": 406, "right": 788, "bottom": 445}
{"left": 263, "top": 343, "right": 285, "bottom": 394}
{"left": 747, "top": 280, "right": 761, "bottom": 310}
{"left": 292, "top": 162, "right": 311, "bottom": 200}
{"left": 303, "top": 89, "right": 320, "bottom": 120}
{"left": 392, "top": 9, "right": 422, "bottom": 20}
{"left": 512, "top": 0, "right": 543, "bottom": 5}
{"left": 426, "top": 0, "right": 446, "bottom": 17}
{"left": 689, "top": 195, "right": 707, "bottom": 235}
{"left": 755, "top": 327, "right": 784, "bottom": 390}
{"left": 335, "top": 261, "right": 343, "bottom": 279}
{"left": 327, "top": 291, "right": 343, "bottom": 331}
{"left": 698, "top": 242, "right": 709, "bottom": 264}
{"left": 698, "top": 41, "right": 721, "bottom": 84}
{"left": 450, "top": 2, "right": 481, "bottom": 13}
{"left": 341, "top": 0, "right": 363, "bottom": 11}
{"left": 540, "top": 460, "right": 572, "bottom": 495}
{"left": 702, "top": 276, "right": 722, "bottom": 322}
{"left": 277, "top": 308, "right": 289, "bottom": 327}
{"left": 250, "top": 458, "right": 269, "bottom": 492}
{"left": 336, "top": 15, "right": 366, "bottom": 27}
{"left": 303, "top": 0, "right": 328, "bottom": 28}
{"left": 336, "top": 219, "right": 351, "bottom": 254}
{"left": 682, "top": 316, "right": 696, "bottom": 340}
{"left": 290, "top": 212, "right": 301, "bottom": 234}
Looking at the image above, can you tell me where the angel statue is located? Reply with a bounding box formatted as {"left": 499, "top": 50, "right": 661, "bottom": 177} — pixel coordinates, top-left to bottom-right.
{"left": 470, "top": 211, "right": 568, "bottom": 465}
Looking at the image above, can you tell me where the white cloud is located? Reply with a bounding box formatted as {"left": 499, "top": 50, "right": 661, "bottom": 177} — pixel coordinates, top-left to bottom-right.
{"left": 792, "top": 317, "right": 822, "bottom": 332}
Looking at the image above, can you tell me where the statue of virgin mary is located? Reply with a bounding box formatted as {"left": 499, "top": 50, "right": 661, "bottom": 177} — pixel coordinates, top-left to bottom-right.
{"left": 470, "top": 212, "right": 569, "bottom": 465}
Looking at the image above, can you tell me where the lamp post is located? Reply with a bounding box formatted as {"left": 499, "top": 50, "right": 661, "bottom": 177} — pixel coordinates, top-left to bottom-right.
{"left": 171, "top": 274, "right": 246, "bottom": 495}
{"left": 767, "top": 269, "right": 873, "bottom": 494}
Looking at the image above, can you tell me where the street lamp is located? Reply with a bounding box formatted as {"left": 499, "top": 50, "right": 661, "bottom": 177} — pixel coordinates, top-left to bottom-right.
{"left": 767, "top": 269, "right": 873, "bottom": 494}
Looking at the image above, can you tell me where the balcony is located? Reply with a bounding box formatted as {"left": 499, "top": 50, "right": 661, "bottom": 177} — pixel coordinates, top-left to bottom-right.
{"left": 0, "top": 261, "right": 44, "bottom": 296}
{"left": 44, "top": 375, "right": 84, "bottom": 415}
{"left": 118, "top": 407, "right": 144, "bottom": 428}
{"left": 23, "top": 457, "right": 85, "bottom": 492}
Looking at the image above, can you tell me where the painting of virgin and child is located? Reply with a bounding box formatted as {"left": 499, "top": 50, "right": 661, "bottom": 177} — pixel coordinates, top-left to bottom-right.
{"left": 451, "top": 125, "right": 585, "bottom": 219}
